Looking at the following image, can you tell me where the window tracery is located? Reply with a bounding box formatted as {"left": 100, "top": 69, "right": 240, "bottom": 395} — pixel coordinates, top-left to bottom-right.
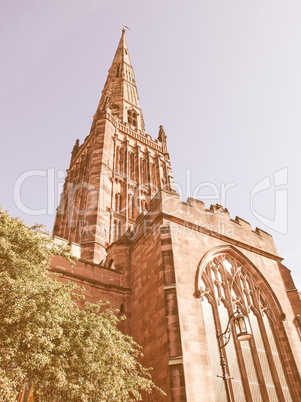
{"left": 199, "top": 253, "right": 292, "bottom": 401}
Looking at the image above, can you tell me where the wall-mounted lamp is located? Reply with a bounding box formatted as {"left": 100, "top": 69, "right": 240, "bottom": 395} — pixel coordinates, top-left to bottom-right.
{"left": 233, "top": 310, "right": 253, "bottom": 341}
{"left": 217, "top": 308, "right": 253, "bottom": 402}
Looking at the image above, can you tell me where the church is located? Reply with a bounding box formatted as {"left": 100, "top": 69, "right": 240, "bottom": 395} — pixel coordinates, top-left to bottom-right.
{"left": 50, "top": 29, "right": 301, "bottom": 401}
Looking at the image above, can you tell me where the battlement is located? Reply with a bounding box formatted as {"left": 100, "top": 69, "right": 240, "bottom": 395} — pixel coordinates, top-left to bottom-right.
{"left": 143, "top": 191, "right": 280, "bottom": 258}
{"left": 69, "top": 110, "right": 167, "bottom": 171}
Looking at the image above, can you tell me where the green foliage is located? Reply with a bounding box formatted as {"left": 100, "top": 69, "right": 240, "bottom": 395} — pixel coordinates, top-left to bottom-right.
{"left": 0, "top": 209, "right": 163, "bottom": 401}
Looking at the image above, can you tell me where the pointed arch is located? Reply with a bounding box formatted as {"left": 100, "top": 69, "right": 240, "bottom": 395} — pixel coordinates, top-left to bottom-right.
{"left": 195, "top": 245, "right": 284, "bottom": 320}
{"left": 196, "top": 245, "right": 295, "bottom": 401}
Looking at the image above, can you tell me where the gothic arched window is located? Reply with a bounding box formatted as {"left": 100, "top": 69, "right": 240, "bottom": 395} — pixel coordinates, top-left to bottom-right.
{"left": 112, "top": 220, "right": 121, "bottom": 242}
{"left": 198, "top": 253, "right": 293, "bottom": 402}
{"left": 117, "top": 220, "right": 121, "bottom": 239}
{"left": 128, "top": 109, "right": 137, "bottom": 127}
{"left": 118, "top": 148, "right": 125, "bottom": 174}
{"left": 152, "top": 164, "right": 159, "bottom": 190}
{"left": 140, "top": 159, "right": 147, "bottom": 184}
{"left": 112, "top": 220, "right": 117, "bottom": 242}
{"left": 129, "top": 153, "right": 135, "bottom": 180}
{"left": 114, "top": 193, "right": 121, "bottom": 214}
{"left": 128, "top": 194, "right": 134, "bottom": 219}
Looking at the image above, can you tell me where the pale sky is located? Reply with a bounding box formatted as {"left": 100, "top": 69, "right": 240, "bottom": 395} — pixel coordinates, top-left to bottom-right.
{"left": 1, "top": 0, "right": 300, "bottom": 289}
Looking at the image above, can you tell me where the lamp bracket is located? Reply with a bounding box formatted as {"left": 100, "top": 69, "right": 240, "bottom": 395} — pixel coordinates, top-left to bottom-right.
{"left": 217, "top": 374, "right": 234, "bottom": 380}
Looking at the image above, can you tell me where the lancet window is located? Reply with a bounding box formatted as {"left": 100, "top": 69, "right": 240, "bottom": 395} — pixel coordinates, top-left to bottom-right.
{"left": 112, "top": 220, "right": 121, "bottom": 242}
{"left": 152, "top": 164, "right": 159, "bottom": 189}
{"left": 140, "top": 158, "right": 147, "bottom": 184}
{"left": 129, "top": 153, "right": 135, "bottom": 180}
{"left": 128, "top": 194, "right": 134, "bottom": 219}
{"left": 112, "top": 220, "right": 117, "bottom": 242}
{"left": 117, "top": 147, "right": 125, "bottom": 174}
{"left": 114, "top": 193, "right": 122, "bottom": 214}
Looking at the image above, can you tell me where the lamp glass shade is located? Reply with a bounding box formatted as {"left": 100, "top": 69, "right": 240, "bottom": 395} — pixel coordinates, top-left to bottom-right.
{"left": 233, "top": 313, "right": 253, "bottom": 341}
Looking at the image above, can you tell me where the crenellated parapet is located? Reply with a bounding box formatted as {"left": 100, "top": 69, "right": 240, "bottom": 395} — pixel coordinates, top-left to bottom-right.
{"left": 126, "top": 190, "right": 280, "bottom": 260}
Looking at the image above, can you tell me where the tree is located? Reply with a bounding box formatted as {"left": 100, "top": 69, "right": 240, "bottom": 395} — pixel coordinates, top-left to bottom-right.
{"left": 0, "top": 209, "right": 163, "bottom": 401}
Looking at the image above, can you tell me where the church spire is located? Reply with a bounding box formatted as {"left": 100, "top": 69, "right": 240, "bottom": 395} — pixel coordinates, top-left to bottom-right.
{"left": 53, "top": 29, "right": 174, "bottom": 264}
{"left": 98, "top": 29, "right": 144, "bottom": 131}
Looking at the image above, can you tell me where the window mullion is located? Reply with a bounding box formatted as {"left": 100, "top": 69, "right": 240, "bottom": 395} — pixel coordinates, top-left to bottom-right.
{"left": 213, "top": 303, "right": 236, "bottom": 401}
{"left": 257, "top": 317, "right": 286, "bottom": 402}
{"left": 223, "top": 270, "right": 249, "bottom": 401}
{"left": 232, "top": 335, "right": 253, "bottom": 401}
{"left": 248, "top": 336, "right": 270, "bottom": 401}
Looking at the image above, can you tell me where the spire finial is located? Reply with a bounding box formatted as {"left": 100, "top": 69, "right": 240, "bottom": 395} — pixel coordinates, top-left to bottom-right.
{"left": 122, "top": 25, "right": 130, "bottom": 33}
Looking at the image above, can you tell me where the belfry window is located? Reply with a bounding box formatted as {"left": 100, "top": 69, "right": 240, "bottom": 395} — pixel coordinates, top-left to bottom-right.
{"left": 199, "top": 254, "right": 293, "bottom": 402}
{"left": 127, "top": 110, "right": 138, "bottom": 127}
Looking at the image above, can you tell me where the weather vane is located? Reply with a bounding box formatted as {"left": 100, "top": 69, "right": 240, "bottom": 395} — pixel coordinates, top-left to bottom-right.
{"left": 123, "top": 25, "right": 130, "bottom": 32}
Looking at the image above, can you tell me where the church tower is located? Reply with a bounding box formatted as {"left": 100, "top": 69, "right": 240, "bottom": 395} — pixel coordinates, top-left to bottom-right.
{"left": 53, "top": 29, "right": 174, "bottom": 264}
{"left": 50, "top": 30, "right": 301, "bottom": 401}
